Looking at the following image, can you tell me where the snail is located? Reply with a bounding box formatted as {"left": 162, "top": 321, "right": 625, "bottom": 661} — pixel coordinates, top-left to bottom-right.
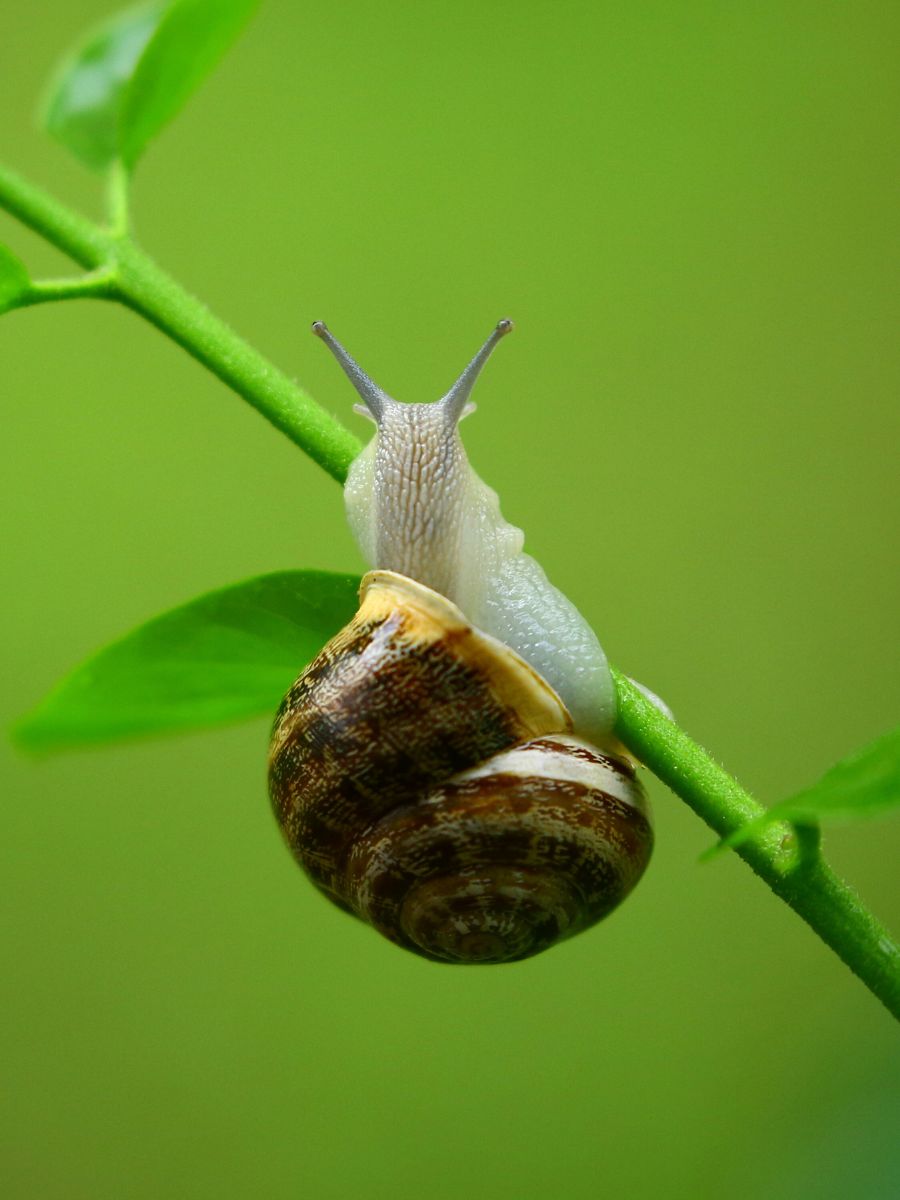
{"left": 268, "top": 320, "right": 656, "bottom": 964}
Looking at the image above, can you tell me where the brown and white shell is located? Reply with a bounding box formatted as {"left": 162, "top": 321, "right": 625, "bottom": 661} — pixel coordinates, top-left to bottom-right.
{"left": 268, "top": 571, "right": 652, "bottom": 964}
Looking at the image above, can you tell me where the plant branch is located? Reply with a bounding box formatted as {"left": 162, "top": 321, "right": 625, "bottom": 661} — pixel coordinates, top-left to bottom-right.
{"left": 614, "top": 672, "right": 899, "bottom": 1017}
{"left": 20, "top": 267, "right": 118, "bottom": 307}
{"left": 0, "top": 161, "right": 361, "bottom": 481}
{"left": 113, "top": 240, "right": 362, "bottom": 480}
{"left": 0, "top": 162, "right": 108, "bottom": 267}
{"left": 106, "top": 160, "right": 131, "bottom": 238}
{"left": 1, "top": 161, "right": 897, "bottom": 1018}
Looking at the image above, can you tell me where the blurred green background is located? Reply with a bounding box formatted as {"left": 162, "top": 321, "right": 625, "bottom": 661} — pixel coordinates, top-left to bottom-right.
{"left": 2, "top": 2, "right": 898, "bottom": 1197}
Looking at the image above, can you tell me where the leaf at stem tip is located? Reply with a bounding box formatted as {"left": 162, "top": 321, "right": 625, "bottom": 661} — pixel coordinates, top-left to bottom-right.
{"left": 41, "top": 0, "right": 259, "bottom": 172}
{"left": 42, "top": 3, "right": 165, "bottom": 170}
{"left": 12, "top": 570, "right": 360, "bottom": 753}
{"left": 0, "top": 244, "right": 32, "bottom": 314}
{"left": 120, "top": 0, "right": 260, "bottom": 168}
{"left": 705, "top": 724, "right": 900, "bottom": 857}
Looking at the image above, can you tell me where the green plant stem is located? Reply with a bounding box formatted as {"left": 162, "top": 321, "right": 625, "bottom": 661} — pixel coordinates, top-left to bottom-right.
{"left": 0, "top": 162, "right": 107, "bottom": 265}
{"left": 1, "top": 161, "right": 897, "bottom": 1018}
{"left": 0, "top": 162, "right": 361, "bottom": 482}
{"left": 614, "top": 673, "right": 899, "bottom": 1017}
{"left": 114, "top": 242, "right": 362, "bottom": 480}
{"left": 106, "top": 160, "right": 131, "bottom": 238}
{"left": 20, "top": 267, "right": 118, "bottom": 306}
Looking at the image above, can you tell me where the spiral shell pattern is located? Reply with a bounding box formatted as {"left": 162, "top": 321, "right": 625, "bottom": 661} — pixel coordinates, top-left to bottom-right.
{"left": 268, "top": 571, "right": 652, "bottom": 964}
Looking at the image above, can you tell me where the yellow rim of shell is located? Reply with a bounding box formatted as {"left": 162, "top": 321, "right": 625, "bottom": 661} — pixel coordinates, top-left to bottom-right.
{"left": 359, "top": 571, "right": 574, "bottom": 741}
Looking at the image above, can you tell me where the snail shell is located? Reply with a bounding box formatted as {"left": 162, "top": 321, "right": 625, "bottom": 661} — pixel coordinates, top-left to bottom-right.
{"left": 268, "top": 571, "right": 652, "bottom": 964}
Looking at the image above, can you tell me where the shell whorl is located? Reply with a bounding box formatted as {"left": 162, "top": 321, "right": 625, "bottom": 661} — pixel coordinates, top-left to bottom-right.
{"left": 268, "top": 572, "right": 652, "bottom": 964}
{"left": 349, "top": 736, "right": 651, "bottom": 962}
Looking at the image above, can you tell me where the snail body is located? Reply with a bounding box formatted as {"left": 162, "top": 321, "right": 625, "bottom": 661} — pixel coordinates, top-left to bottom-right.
{"left": 341, "top": 319, "right": 615, "bottom": 741}
{"left": 268, "top": 321, "right": 656, "bottom": 963}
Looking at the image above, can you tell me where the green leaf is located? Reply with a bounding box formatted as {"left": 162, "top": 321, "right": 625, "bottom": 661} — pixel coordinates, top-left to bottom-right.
{"left": 41, "top": 0, "right": 258, "bottom": 172}
{"left": 708, "top": 725, "right": 900, "bottom": 855}
{"left": 42, "top": 3, "right": 165, "bottom": 170}
{"left": 120, "top": 0, "right": 259, "bottom": 169}
{"left": 13, "top": 571, "right": 360, "bottom": 753}
{"left": 0, "top": 243, "right": 32, "bottom": 313}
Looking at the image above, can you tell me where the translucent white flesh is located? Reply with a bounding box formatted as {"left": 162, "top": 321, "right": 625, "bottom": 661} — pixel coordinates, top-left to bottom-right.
{"left": 344, "top": 402, "right": 616, "bottom": 742}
